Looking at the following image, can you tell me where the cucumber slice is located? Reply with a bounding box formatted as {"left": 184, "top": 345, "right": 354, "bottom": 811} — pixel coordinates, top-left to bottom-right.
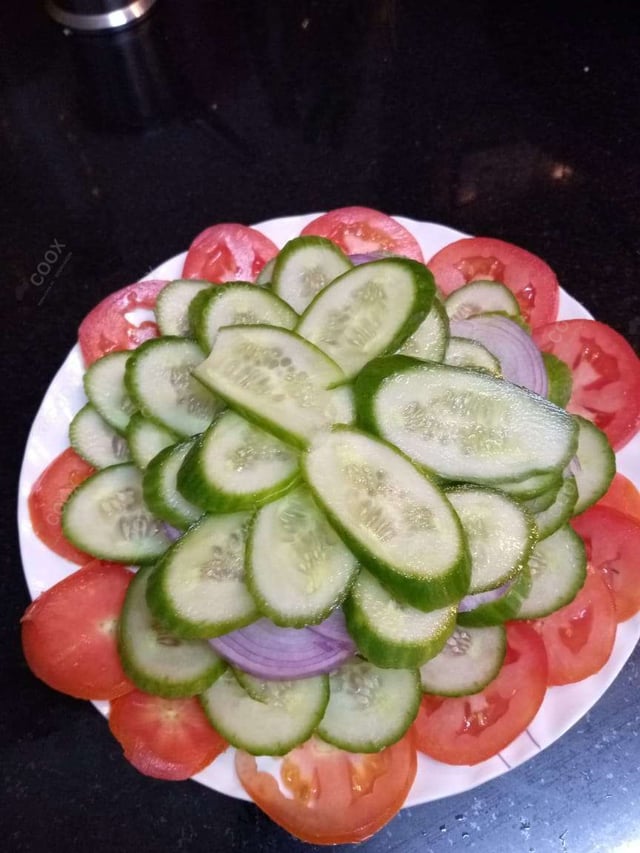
{"left": 146, "top": 512, "right": 258, "bottom": 638}
{"left": 522, "top": 480, "right": 563, "bottom": 514}
{"left": 445, "top": 486, "right": 536, "bottom": 593}
{"left": 200, "top": 669, "right": 329, "bottom": 755}
{"left": 118, "top": 565, "right": 225, "bottom": 697}
{"left": 515, "top": 525, "right": 587, "bottom": 619}
{"left": 543, "top": 352, "right": 573, "bottom": 409}
{"left": 356, "top": 356, "right": 577, "bottom": 485}
{"left": 444, "top": 337, "right": 502, "bottom": 376}
{"left": 272, "top": 236, "right": 353, "bottom": 313}
{"left": 419, "top": 625, "right": 506, "bottom": 696}
{"left": 296, "top": 259, "right": 435, "bottom": 378}
{"left": 126, "top": 413, "right": 178, "bottom": 470}
{"left": 572, "top": 415, "right": 616, "bottom": 515}
{"left": 256, "top": 257, "right": 276, "bottom": 286}
{"left": 155, "top": 279, "right": 212, "bottom": 337}
{"left": 316, "top": 657, "right": 420, "bottom": 751}
{"left": 142, "top": 439, "right": 203, "bottom": 529}
{"left": 62, "top": 463, "right": 170, "bottom": 563}
{"left": 457, "top": 565, "right": 532, "bottom": 627}
{"left": 194, "top": 283, "right": 298, "bottom": 354}
{"left": 247, "top": 487, "right": 359, "bottom": 627}
{"left": 444, "top": 281, "right": 520, "bottom": 321}
{"left": 193, "top": 325, "right": 351, "bottom": 449}
{"left": 534, "top": 475, "right": 578, "bottom": 540}
{"left": 397, "top": 298, "right": 449, "bottom": 363}
{"left": 84, "top": 351, "right": 136, "bottom": 434}
{"left": 126, "top": 337, "right": 224, "bottom": 437}
{"left": 302, "top": 428, "right": 469, "bottom": 610}
{"left": 177, "top": 410, "right": 300, "bottom": 513}
{"left": 70, "top": 403, "right": 131, "bottom": 468}
{"left": 497, "top": 471, "right": 563, "bottom": 501}
{"left": 344, "top": 569, "right": 456, "bottom": 668}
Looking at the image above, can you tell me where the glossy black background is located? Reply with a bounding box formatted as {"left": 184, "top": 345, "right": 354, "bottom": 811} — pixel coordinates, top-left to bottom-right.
{"left": 2, "top": 1, "right": 640, "bottom": 851}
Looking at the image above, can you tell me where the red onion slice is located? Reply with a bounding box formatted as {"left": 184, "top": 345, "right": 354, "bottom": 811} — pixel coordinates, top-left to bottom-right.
{"left": 161, "top": 522, "right": 182, "bottom": 541}
{"left": 307, "top": 608, "right": 353, "bottom": 647}
{"left": 457, "top": 580, "right": 514, "bottom": 613}
{"left": 450, "top": 315, "right": 548, "bottom": 397}
{"left": 209, "top": 618, "right": 356, "bottom": 680}
{"left": 349, "top": 252, "right": 392, "bottom": 265}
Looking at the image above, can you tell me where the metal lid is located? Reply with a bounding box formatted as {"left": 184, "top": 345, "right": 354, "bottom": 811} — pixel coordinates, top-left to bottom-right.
{"left": 46, "top": 0, "right": 158, "bottom": 31}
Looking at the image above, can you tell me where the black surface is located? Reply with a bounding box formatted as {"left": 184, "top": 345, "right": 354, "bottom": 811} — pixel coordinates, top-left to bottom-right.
{"left": 3, "top": 1, "right": 640, "bottom": 851}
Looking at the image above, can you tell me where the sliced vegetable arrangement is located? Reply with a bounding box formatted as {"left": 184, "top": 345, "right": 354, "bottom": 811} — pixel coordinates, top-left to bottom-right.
{"left": 19, "top": 207, "right": 640, "bottom": 845}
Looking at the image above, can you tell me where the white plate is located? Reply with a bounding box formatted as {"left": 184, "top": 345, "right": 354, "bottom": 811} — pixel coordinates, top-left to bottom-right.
{"left": 17, "top": 214, "right": 640, "bottom": 807}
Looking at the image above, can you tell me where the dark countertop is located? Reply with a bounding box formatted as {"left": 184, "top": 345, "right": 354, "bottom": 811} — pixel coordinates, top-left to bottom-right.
{"left": 3, "top": 1, "right": 640, "bottom": 851}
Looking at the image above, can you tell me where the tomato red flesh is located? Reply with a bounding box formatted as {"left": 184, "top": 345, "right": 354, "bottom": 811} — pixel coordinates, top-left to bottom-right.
{"left": 597, "top": 473, "right": 640, "bottom": 524}
{"left": 28, "top": 447, "right": 95, "bottom": 564}
{"left": 572, "top": 505, "right": 640, "bottom": 622}
{"left": 235, "top": 734, "right": 417, "bottom": 845}
{"left": 109, "top": 690, "right": 227, "bottom": 781}
{"left": 412, "top": 622, "right": 547, "bottom": 765}
{"left": 426, "top": 236, "right": 560, "bottom": 328}
{"left": 21, "top": 560, "right": 134, "bottom": 700}
{"left": 301, "top": 207, "right": 424, "bottom": 262}
{"left": 182, "top": 223, "right": 278, "bottom": 283}
{"left": 78, "top": 279, "right": 167, "bottom": 366}
{"left": 533, "top": 568, "right": 617, "bottom": 685}
{"left": 533, "top": 319, "right": 640, "bottom": 450}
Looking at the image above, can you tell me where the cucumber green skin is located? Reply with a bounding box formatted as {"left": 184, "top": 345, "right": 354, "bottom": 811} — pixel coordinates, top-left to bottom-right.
{"left": 194, "top": 282, "right": 298, "bottom": 354}
{"left": 444, "top": 483, "right": 538, "bottom": 592}
{"left": 145, "top": 534, "right": 260, "bottom": 640}
{"left": 118, "top": 565, "right": 226, "bottom": 698}
{"left": 354, "top": 355, "right": 578, "bottom": 485}
{"left": 316, "top": 666, "right": 421, "bottom": 753}
{"left": 188, "top": 288, "right": 215, "bottom": 338}
{"left": 245, "top": 513, "right": 358, "bottom": 628}
{"left": 297, "top": 259, "right": 436, "bottom": 378}
{"left": 513, "top": 525, "right": 587, "bottom": 620}
{"left": 199, "top": 670, "right": 330, "bottom": 756}
{"left": 343, "top": 592, "right": 457, "bottom": 669}
{"left": 69, "top": 403, "right": 131, "bottom": 468}
{"left": 535, "top": 475, "right": 578, "bottom": 540}
{"left": 142, "top": 440, "right": 203, "bottom": 530}
{"left": 456, "top": 565, "right": 533, "bottom": 627}
{"left": 543, "top": 352, "right": 573, "bottom": 409}
{"left": 177, "top": 430, "right": 302, "bottom": 514}
{"left": 572, "top": 415, "right": 616, "bottom": 516}
{"left": 301, "top": 427, "right": 472, "bottom": 611}
{"left": 419, "top": 625, "right": 507, "bottom": 697}
{"left": 522, "top": 480, "right": 563, "bottom": 514}
{"left": 125, "top": 336, "right": 219, "bottom": 438}
{"left": 496, "top": 472, "right": 563, "bottom": 501}
{"left": 272, "top": 236, "right": 352, "bottom": 301}
{"left": 83, "top": 351, "right": 134, "bottom": 436}
{"left": 61, "top": 463, "right": 169, "bottom": 565}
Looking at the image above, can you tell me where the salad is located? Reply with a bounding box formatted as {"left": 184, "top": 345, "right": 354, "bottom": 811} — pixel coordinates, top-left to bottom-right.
{"left": 18, "top": 208, "right": 640, "bottom": 845}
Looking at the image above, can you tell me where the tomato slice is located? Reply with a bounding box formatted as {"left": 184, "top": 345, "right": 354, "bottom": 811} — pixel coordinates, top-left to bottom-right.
{"left": 182, "top": 223, "right": 278, "bottom": 284}
{"left": 235, "top": 734, "right": 417, "bottom": 845}
{"left": 21, "top": 560, "right": 134, "bottom": 700}
{"left": 597, "top": 473, "right": 640, "bottom": 524}
{"left": 28, "top": 448, "right": 95, "bottom": 564}
{"left": 572, "top": 505, "right": 640, "bottom": 622}
{"left": 300, "top": 207, "right": 424, "bottom": 262}
{"left": 109, "top": 690, "right": 227, "bottom": 781}
{"left": 533, "top": 567, "right": 617, "bottom": 685}
{"left": 78, "top": 279, "right": 167, "bottom": 366}
{"left": 412, "top": 622, "right": 547, "bottom": 765}
{"left": 533, "top": 319, "right": 640, "bottom": 450}
{"left": 426, "top": 236, "right": 559, "bottom": 328}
